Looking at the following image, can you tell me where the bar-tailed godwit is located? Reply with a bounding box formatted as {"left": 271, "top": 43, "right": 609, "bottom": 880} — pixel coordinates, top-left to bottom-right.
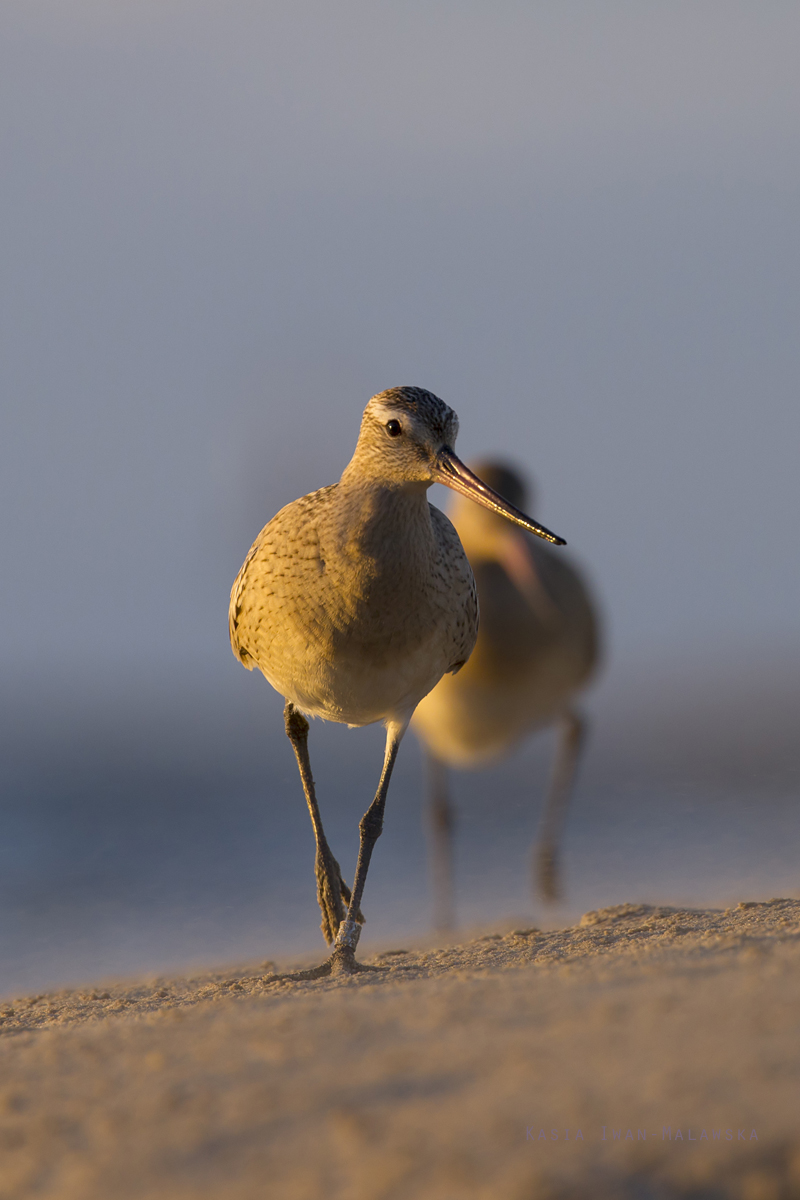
{"left": 229, "top": 391, "right": 565, "bottom": 973}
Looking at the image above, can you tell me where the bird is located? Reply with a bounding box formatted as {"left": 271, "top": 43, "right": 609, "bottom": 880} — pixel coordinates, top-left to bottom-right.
{"left": 412, "top": 461, "right": 599, "bottom": 929}
{"left": 228, "top": 388, "right": 566, "bottom": 975}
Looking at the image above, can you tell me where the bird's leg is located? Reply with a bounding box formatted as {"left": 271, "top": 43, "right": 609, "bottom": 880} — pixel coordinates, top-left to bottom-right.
{"left": 330, "top": 721, "right": 406, "bottom": 974}
{"left": 283, "top": 702, "right": 362, "bottom": 945}
{"left": 425, "top": 750, "right": 456, "bottom": 933}
{"left": 534, "top": 709, "right": 585, "bottom": 903}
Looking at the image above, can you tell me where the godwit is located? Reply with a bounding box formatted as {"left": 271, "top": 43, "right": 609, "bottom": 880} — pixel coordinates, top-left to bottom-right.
{"left": 412, "top": 461, "right": 599, "bottom": 928}
{"left": 229, "top": 390, "right": 565, "bottom": 974}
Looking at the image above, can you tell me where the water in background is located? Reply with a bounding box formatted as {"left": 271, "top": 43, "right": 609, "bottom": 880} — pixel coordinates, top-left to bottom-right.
{"left": 0, "top": 650, "right": 798, "bottom": 998}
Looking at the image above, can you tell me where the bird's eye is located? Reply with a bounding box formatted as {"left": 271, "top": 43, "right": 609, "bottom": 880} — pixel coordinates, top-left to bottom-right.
{"left": 386, "top": 419, "right": 402, "bottom": 438}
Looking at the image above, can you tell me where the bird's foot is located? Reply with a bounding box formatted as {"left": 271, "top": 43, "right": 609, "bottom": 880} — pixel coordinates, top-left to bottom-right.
{"left": 262, "top": 920, "right": 386, "bottom": 982}
{"left": 328, "top": 944, "right": 360, "bottom": 974}
{"left": 326, "top": 918, "right": 385, "bottom": 976}
{"left": 327, "top": 947, "right": 385, "bottom": 975}
{"left": 272, "top": 960, "right": 333, "bottom": 981}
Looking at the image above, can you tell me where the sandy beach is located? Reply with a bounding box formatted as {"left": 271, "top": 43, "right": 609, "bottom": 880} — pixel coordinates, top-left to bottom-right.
{"left": 0, "top": 898, "right": 798, "bottom": 1199}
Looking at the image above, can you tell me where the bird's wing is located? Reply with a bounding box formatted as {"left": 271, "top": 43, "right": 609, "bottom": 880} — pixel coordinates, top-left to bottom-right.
{"left": 228, "top": 486, "right": 335, "bottom": 667}
{"left": 428, "top": 503, "right": 479, "bottom": 672}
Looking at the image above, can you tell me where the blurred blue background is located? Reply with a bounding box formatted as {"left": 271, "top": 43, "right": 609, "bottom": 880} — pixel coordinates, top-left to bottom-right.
{"left": 1, "top": 0, "right": 798, "bottom": 995}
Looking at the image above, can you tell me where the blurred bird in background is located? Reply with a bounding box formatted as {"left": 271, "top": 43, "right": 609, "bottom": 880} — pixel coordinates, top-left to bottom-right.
{"left": 413, "top": 461, "right": 600, "bottom": 929}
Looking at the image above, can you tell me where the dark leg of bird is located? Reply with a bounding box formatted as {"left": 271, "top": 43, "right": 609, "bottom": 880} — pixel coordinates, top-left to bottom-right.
{"left": 330, "top": 727, "right": 403, "bottom": 974}
{"left": 283, "top": 702, "right": 363, "bottom": 945}
{"left": 535, "top": 709, "right": 585, "bottom": 903}
{"left": 425, "top": 751, "right": 456, "bottom": 933}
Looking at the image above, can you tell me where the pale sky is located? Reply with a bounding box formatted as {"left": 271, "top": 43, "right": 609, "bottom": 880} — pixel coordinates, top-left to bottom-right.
{"left": 1, "top": 0, "right": 799, "bottom": 691}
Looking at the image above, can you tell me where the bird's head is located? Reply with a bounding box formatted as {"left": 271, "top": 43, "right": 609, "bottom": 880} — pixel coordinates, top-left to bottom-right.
{"left": 346, "top": 387, "right": 565, "bottom": 546}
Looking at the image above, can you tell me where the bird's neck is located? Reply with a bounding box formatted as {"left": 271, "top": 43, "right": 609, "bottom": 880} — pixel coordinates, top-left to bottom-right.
{"left": 331, "top": 478, "right": 434, "bottom": 565}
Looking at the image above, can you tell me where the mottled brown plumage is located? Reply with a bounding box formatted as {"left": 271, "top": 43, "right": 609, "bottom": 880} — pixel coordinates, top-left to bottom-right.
{"left": 230, "top": 391, "right": 565, "bottom": 974}
{"left": 230, "top": 483, "right": 477, "bottom": 729}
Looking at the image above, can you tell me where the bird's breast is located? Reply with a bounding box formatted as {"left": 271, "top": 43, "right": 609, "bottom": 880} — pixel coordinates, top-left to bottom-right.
{"left": 230, "top": 486, "right": 478, "bottom": 726}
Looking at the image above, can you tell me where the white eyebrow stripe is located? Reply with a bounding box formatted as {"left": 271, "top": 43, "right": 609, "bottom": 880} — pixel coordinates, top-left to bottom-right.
{"left": 371, "top": 403, "right": 415, "bottom": 427}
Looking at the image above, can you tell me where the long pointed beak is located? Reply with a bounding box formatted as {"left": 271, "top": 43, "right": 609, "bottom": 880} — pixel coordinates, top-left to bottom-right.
{"left": 433, "top": 448, "right": 566, "bottom": 546}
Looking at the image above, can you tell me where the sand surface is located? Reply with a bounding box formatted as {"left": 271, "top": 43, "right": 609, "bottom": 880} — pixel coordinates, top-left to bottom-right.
{"left": 0, "top": 899, "right": 799, "bottom": 1198}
